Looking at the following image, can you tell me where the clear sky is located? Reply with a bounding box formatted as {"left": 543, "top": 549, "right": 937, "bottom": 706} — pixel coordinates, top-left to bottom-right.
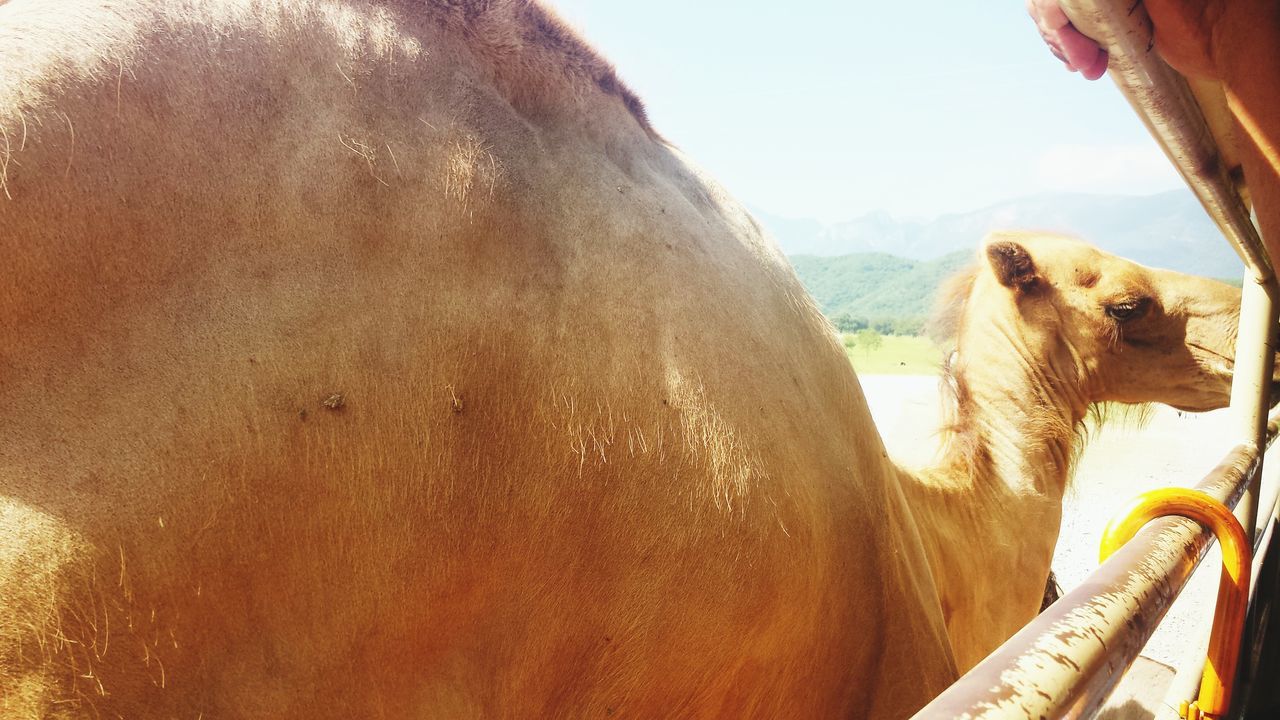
{"left": 550, "top": 0, "right": 1184, "bottom": 223}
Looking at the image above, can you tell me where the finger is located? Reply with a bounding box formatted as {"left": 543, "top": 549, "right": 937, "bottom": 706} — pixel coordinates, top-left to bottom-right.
{"left": 1080, "top": 49, "right": 1109, "bottom": 80}
{"left": 1058, "top": 27, "right": 1106, "bottom": 74}
{"left": 1028, "top": 0, "right": 1107, "bottom": 79}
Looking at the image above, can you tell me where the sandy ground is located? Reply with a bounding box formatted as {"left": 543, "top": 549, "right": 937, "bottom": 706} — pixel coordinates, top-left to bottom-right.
{"left": 857, "top": 374, "right": 1261, "bottom": 670}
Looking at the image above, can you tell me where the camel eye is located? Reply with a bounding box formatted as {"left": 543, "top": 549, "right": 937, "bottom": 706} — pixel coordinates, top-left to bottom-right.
{"left": 1105, "top": 298, "right": 1150, "bottom": 322}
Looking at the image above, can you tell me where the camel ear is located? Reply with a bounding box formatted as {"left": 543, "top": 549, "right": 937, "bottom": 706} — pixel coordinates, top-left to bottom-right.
{"left": 987, "top": 241, "right": 1040, "bottom": 292}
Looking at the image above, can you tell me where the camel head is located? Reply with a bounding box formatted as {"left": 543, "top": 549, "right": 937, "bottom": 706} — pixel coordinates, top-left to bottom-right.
{"left": 966, "top": 231, "right": 1278, "bottom": 413}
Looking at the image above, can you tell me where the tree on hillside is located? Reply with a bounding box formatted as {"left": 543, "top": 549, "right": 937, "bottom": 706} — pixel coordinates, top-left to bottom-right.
{"left": 832, "top": 312, "right": 868, "bottom": 333}
{"left": 856, "top": 328, "right": 882, "bottom": 357}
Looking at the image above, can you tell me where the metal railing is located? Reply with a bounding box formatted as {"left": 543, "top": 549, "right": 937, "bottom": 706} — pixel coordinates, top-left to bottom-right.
{"left": 911, "top": 427, "right": 1278, "bottom": 718}
{"left": 911, "top": 0, "right": 1280, "bottom": 717}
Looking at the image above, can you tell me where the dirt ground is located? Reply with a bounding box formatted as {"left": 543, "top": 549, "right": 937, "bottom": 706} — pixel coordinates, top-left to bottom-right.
{"left": 857, "top": 373, "right": 1265, "bottom": 671}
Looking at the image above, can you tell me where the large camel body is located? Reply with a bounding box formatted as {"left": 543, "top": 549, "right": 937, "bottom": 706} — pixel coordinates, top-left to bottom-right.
{"left": 0, "top": 2, "right": 1260, "bottom": 717}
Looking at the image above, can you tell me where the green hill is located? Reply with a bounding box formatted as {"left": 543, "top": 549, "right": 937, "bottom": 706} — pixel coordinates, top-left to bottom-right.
{"left": 789, "top": 250, "right": 973, "bottom": 333}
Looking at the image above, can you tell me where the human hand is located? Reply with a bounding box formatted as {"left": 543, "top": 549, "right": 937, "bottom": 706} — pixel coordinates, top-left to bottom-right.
{"left": 1027, "top": 0, "right": 1109, "bottom": 80}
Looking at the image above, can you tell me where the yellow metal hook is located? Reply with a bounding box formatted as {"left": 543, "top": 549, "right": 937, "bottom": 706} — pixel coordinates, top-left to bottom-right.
{"left": 1100, "top": 488, "right": 1252, "bottom": 720}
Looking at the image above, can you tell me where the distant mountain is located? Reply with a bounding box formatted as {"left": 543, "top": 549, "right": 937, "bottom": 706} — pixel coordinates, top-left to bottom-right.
{"left": 754, "top": 190, "right": 1244, "bottom": 279}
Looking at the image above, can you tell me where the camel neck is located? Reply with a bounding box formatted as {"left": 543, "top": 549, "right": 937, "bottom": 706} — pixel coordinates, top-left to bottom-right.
{"left": 937, "top": 318, "right": 1087, "bottom": 504}
{"left": 895, "top": 316, "right": 1088, "bottom": 669}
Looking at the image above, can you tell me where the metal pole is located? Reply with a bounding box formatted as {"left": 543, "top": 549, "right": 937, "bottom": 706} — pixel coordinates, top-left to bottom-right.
{"left": 1230, "top": 278, "right": 1277, "bottom": 541}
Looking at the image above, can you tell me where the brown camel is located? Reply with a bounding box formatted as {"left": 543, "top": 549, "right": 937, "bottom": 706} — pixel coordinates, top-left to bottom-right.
{"left": 900, "top": 231, "right": 1257, "bottom": 671}
{"left": 0, "top": 1, "right": 1269, "bottom": 716}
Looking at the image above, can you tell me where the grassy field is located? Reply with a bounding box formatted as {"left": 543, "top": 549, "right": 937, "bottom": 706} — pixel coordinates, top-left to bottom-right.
{"left": 840, "top": 334, "right": 943, "bottom": 375}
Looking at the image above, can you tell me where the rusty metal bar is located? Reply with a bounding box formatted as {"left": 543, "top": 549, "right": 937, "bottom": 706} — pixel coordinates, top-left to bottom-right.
{"left": 910, "top": 415, "right": 1280, "bottom": 719}
{"left": 1055, "top": 0, "right": 1271, "bottom": 282}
